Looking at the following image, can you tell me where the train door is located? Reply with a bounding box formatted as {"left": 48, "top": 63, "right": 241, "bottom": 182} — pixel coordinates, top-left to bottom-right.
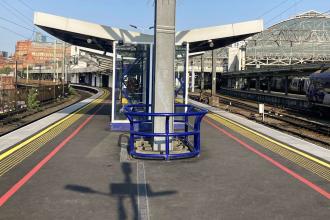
{"left": 102, "top": 75, "right": 109, "bottom": 88}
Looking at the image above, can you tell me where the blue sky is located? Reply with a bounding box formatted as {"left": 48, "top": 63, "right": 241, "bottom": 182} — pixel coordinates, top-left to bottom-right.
{"left": 0, "top": 0, "right": 329, "bottom": 53}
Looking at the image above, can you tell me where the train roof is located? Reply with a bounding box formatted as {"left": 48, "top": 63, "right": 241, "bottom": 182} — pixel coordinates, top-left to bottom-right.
{"left": 310, "top": 72, "right": 330, "bottom": 80}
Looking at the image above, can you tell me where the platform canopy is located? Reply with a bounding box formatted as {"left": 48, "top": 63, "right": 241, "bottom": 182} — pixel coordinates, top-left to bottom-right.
{"left": 176, "top": 20, "right": 264, "bottom": 52}
{"left": 34, "top": 12, "right": 263, "bottom": 53}
{"left": 34, "top": 12, "right": 153, "bottom": 52}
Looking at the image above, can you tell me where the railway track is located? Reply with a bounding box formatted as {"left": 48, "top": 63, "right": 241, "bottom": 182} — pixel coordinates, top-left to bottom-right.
{"left": 189, "top": 92, "right": 330, "bottom": 148}
{"left": 0, "top": 89, "right": 92, "bottom": 136}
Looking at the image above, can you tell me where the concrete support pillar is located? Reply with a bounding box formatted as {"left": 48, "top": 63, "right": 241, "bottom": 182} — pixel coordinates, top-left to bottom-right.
{"left": 267, "top": 77, "right": 271, "bottom": 93}
{"left": 62, "top": 42, "right": 66, "bottom": 85}
{"left": 241, "top": 47, "right": 246, "bottom": 71}
{"left": 191, "top": 61, "right": 195, "bottom": 93}
{"left": 247, "top": 78, "right": 250, "bottom": 90}
{"left": 200, "top": 55, "right": 205, "bottom": 90}
{"left": 284, "top": 76, "right": 289, "bottom": 95}
{"left": 211, "top": 49, "right": 216, "bottom": 96}
{"left": 256, "top": 77, "right": 260, "bottom": 92}
{"left": 153, "top": 0, "right": 176, "bottom": 151}
{"left": 210, "top": 49, "right": 219, "bottom": 106}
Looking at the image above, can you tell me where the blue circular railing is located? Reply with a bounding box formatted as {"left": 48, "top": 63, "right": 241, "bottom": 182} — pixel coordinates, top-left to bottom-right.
{"left": 124, "top": 104, "right": 208, "bottom": 160}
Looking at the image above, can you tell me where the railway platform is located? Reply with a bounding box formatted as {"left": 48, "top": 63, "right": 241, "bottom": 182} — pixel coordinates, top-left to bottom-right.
{"left": 0, "top": 88, "right": 329, "bottom": 220}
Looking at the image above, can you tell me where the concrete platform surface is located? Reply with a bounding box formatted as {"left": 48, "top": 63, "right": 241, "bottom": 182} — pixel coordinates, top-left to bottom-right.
{"left": 0, "top": 86, "right": 103, "bottom": 154}
{"left": 0, "top": 96, "right": 329, "bottom": 220}
{"left": 189, "top": 98, "right": 330, "bottom": 162}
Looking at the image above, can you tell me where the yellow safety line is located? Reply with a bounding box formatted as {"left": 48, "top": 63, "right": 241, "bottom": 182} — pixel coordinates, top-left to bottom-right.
{"left": 0, "top": 114, "right": 82, "bottom": 175}
{"left": 207, "top": 113, "right": 330, "bottom": 169}
{"left": 0, "top": 89, "right": 108, "bottom": 161}
{"left": 0, "top": 89, "right": 109, "bottom": 177}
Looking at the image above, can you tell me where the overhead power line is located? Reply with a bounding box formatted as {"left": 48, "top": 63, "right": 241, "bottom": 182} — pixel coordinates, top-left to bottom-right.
{"left": 0, "top": 2, "right": 55, "bottom": 41}
{"left": 257, "top": 0, "right": 290, "bottom": 19}
{"left": 265, "top": 0, "right": 304, "bottom": 26}
{"left": 0, "top": 25, "right": 29, "bottom": 39}
{"left": 17, "top": 0, "right": 34, "bottom": 12}
{"left": 0, "top": 1, "right": 31, "bottom": 26}
{"left": 2, "top": 0, "right": 33, "bottom": 23}
{"left": 271, "top": 9, "right": 330, "bottom": 31}
{"left": 249, "top": 9, "right": 330, "bottom": 44}
{"left": 0, "top": 16, "right": 35, "bottom": 32}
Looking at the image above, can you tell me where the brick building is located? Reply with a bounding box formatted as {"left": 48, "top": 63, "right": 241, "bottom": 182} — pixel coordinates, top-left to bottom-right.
{"left": 14, "top": 40, "right": 71, "bottom": 69}
{"left": 0, "top": 75, "right": 15, "bottom": 90}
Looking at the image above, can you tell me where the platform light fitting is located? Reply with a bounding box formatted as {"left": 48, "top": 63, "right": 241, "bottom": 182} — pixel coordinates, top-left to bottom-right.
{"left": 208, "top": 40, "right": 214, "bottom": 48}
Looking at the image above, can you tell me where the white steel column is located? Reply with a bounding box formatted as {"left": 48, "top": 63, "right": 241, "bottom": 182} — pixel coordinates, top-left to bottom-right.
{"left": 191, "top": 61, "right": 195, "bottom": 93}
{"left": 26, "top": 64, "right": 29, "bottom": 83}
{"left": 185, "top": 43, "right": 189, "bottom": 105}
{"left": 111, "top": 41, "right": 117, "bottom": 122}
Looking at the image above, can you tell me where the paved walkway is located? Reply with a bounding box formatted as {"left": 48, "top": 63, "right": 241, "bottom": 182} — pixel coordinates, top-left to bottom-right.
{"left": 0, "top": 85, "right": 103, "bottom": 153}
{"left": 0, "top": 96, "right": 329, "bottom": 219}
{"left": 189, "top": 99, "right": 330, "bottom": 162}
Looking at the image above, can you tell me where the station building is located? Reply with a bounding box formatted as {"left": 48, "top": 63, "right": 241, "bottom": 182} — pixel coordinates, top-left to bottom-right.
{"left": 191, "top": 11, "right": 330, "bottom": 72}
{"left": 245, "top": 10, "right": 330, "bottom": 69}
{"left": 188, "top": 10, "right": 330, "bottom": 91}
{"left": 33, "top": 12, "right": 263, "bottom": 129}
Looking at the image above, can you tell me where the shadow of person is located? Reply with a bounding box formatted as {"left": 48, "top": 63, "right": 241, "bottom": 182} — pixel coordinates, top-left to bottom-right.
{"left": 65, "top": 163, "right": 176, "bottom": 220}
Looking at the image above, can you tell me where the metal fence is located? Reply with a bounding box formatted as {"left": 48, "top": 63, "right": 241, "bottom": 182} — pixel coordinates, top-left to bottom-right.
{"left": 0, "top": 84, "right": 68, "bottom": 116}
{"left": 124, "top": 104, "right": 208, "bottom": 160}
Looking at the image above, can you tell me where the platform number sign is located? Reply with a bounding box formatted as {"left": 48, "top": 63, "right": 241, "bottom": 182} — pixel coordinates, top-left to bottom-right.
{"left": 259, "top": 104, "right": 265, "bottom": 122}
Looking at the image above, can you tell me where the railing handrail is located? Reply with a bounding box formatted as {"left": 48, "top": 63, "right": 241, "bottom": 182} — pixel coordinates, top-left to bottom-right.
{"left": 124, "top": 103, "right": 208, "bottom": 160}
{"left": 124, "top": 104, "right": 208, "bottom": 117}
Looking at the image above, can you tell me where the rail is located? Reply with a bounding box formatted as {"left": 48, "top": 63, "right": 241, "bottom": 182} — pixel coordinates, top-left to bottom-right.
{"left": 198, "top": 93, "right": 330, "bottom": 146}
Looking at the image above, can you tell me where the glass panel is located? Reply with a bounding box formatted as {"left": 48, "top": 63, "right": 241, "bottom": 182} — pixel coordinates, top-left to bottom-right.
{"left": 114, "top": 44, "right": 151, "bottom": 121}
{"left": 175, "top": 45, "right": 187, "bottom": 104}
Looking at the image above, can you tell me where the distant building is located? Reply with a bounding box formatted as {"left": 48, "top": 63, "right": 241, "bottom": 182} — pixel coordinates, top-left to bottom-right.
{"left": 14, "top": 40, "right": 71, "bottom": 69}
{"left": 34, "top": 32, "right": 47, "bottom": 43}
{"left": 190, "top": 10, "right": 330, "bottom": 72}
{"left": 0, "top": 51, "right": 8, "bottom": 58}
{"left": 0, "top": 52, "right": 11, "bottom": 70}
{"left": 0, "top": 75, "right": 15, "bottom": 90}
{"left": 245, "top": 10, "right": 330, "bottom": 68}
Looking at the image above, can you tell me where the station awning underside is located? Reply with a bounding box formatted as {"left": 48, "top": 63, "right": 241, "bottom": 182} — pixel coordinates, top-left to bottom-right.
{"left": 34, "top": 12, "right": 263, "bottom": 53}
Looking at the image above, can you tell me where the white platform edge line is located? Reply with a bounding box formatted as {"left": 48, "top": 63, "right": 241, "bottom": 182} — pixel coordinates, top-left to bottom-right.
{"left": 0, "top": 86, "right": 103, "bottom": 153}
{"left": 189, "top": 98, "right": 330, "bottom": 162}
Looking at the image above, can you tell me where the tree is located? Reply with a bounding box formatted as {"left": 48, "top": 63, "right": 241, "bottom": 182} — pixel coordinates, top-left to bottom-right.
{"left": 0, "top": 67, "right": 13, "bottom": 75}
{"left": 27, "top": 88, "right": 40, "bottom": 110}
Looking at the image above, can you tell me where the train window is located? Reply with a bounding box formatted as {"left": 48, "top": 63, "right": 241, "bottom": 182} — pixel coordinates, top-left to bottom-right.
{"left": 324, "top": 83, "right": 330, "bottom": 93}
{"left": 316, "top": 82, "right": 323, "bottom": 90}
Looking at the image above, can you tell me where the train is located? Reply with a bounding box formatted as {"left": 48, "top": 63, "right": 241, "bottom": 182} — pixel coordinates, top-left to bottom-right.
{"left": 307, "top": 72, "right": 330, "bottom": 105}
{"left": 238, "top": 73, "right": 330, "bottom": 105}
